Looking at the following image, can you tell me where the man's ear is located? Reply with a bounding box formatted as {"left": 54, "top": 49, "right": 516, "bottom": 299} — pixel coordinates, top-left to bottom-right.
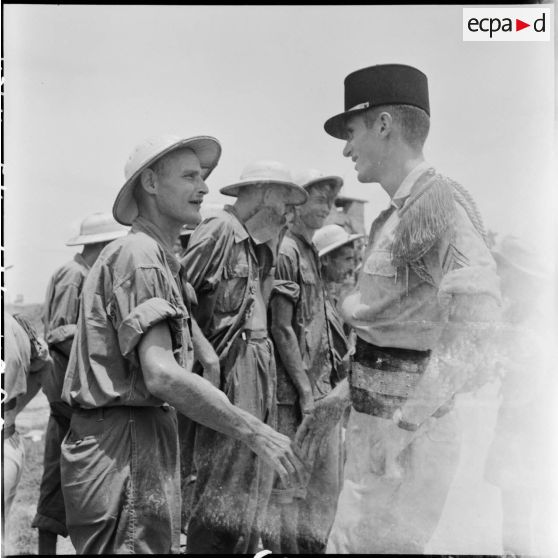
{"left": 139, "top": 168, "right": 157, "bottom": 194}
{"left": 377, "top": 111, "right": 394, "bottom": 137}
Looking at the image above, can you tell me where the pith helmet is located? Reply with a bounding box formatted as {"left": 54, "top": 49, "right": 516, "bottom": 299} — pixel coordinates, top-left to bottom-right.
{"left": 313, "top": 224, "right": 363, "bottom": 258}
{"left": 113, "top": 134, "right": 222, "bottom": 225}
{"left": 324, "top": 64, "right": 430, "bottom": 139}
{"left": 220, "top": 160, "right": 307, "bottom": 205}
{"left": 66, "top": 212, "right": 129, "bottom": 246}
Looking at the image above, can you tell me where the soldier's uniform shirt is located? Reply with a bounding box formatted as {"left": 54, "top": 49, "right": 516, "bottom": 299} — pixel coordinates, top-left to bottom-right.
{"left": 60, "top": 216, "right": 194, "bottom": 554}
{"left": 32, "top": 253, "right": 90, "bottom": 537}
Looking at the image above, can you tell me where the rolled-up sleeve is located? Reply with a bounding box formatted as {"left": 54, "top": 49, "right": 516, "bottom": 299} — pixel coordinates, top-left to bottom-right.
{"left": 108, "top": 266, "right": 186, "bottom": 360}
{"left": 44, "top": 280, "right": 83, "bottom": 345}
{"left": 118, "top": 297, "right": 185, "bottom": 356}
{"left": 272, "top": 249, "right": 300, "bottom": 303}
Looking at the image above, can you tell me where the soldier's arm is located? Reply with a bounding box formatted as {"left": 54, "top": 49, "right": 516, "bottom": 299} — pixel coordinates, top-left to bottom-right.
{"left": 139, "top": 321, "right": 306, "bottom": 487}
{"left": 270, "top": 294, "right": 315, "bottom": 415}
{"left": 398, "top": 203, "right": 502, "bottom": 429}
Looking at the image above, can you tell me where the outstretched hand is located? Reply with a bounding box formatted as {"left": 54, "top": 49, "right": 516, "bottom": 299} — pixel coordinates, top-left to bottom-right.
{"left": 295, "top": 381, "right": 349, "bottom": 464}
{"left": 246, "top": 423, "right": 308, "bottom": 489}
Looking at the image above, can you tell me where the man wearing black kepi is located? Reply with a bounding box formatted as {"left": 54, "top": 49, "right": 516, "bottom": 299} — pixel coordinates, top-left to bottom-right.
{"left": 295, "top": 64, "right": 502, "bottom": 553}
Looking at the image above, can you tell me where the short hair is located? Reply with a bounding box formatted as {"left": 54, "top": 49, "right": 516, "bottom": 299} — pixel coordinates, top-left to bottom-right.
{"left": 364, "top": 104, "right": 430, "bottom": 150}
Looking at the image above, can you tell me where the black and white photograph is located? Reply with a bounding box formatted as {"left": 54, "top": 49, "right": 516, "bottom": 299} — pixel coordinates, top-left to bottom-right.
{"left": 2, "top": 3, "right": 556, "bottom": 556}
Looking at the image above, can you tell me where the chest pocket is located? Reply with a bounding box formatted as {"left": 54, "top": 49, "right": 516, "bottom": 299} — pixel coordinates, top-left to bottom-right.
{"left": 361, "top": 249, "right": 401, "bottom": 319}
{"left": 363, "top": 249, "right": 397, "bottom": 278}
{"left": 215, "top": 262, "right": 250, "bottom": 314}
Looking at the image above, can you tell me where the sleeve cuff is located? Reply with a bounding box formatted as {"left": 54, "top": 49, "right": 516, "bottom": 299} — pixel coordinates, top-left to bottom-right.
{"left": 272, "top": 279, "right": 300, "bottom": 303}
{"left": 118, "top": 297, "right": 185, "bottom": 356}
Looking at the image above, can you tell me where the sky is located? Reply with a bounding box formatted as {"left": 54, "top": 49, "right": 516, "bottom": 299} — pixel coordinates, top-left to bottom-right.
{"left": 3, "top": 4, "right": 555, "bottom": 303}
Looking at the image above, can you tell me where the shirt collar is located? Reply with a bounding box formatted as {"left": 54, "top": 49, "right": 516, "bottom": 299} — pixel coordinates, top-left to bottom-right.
{"left": 131, "top": 216, "right": 181, "bottom": 277}
{"left": 391, "top": 161, "right": 432, "bottom": 210}
{"left": 223, "top": 205, "right": 249, "bottom": 243}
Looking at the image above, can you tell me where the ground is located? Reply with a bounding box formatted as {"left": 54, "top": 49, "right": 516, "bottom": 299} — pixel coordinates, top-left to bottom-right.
{"left": 3, "top": 392, "right": 75, "bottom": 555}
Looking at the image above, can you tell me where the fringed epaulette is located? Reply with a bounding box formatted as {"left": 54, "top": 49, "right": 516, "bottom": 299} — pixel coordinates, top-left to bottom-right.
{"left": 391, "top": 169, "right": 488, "bottom": 269}
{"left": 391, "top": 169, "right": 455, "bottom": 266}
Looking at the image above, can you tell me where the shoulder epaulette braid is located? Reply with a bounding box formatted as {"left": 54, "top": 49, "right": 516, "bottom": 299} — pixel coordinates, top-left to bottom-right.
{"left": 391, "top": 169, "right": 487, "bottom": 267}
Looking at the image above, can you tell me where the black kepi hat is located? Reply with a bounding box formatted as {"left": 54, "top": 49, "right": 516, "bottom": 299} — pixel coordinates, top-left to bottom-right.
{"left": 324, "top": 64, "right": 429, "bottom": 139}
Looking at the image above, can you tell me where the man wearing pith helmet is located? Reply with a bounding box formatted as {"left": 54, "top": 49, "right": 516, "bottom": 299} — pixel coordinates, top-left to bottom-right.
{"left": 32, "top": 212, "right": 127, "bottom": 555}
{"left": 59, "top": 137, "right": 305, "bottom": 554}
{"left": 265, "top": 169, "right": 344, "bottom": 554}
{"left": 181, "top": 160, "right": 307, "bottom": 554}
{"left": 314, "top": 224, "right": 363, "bottom": 386}
{"left": 296, "top": 64, "right": 502, "bottom": 553}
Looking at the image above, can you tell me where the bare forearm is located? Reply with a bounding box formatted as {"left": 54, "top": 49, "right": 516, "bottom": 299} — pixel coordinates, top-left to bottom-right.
{"left": 150, "top": 364, "right": 262, "bottom": 444}
{"left": 272, "top": 325, "right": 313, "bottom": 400}
{"left": 191, "top": 318, "right": 219, "bottom": 369}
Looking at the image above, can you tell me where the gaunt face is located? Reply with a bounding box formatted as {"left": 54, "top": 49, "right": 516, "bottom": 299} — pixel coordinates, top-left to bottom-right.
{"left": 153, "top": 148, "right": 209, "bottom": 226}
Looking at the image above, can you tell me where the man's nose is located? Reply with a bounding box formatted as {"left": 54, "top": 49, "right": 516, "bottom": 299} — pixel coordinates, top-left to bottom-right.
{"left": 342, "top": 141, "right": 352, "bottom": 158}
{"left": 199, "top": 178, "right": 209, "bottom": 195}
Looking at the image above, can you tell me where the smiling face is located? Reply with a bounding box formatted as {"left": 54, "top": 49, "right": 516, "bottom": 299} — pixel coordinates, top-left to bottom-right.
{"left": 298, "top": 183, "right": 335, "bottom": 230}
{"left": 342, "top": 111, "right": 386, "bottom": 184}
{"left": 151, "top": 148, "right": 209, "bottom": 226}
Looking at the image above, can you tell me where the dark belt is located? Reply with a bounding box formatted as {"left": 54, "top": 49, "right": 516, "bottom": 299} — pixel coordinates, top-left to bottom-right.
{"left": 350, "top": 338, "right": 453, "bottom": 420}
{"left": 240, "top": 328, "right": 268, "bottom": 341}
{"left": 3, "top": 424, "right": 16, "bottom": 438}
{"left": 73, "top": 404, "right": 171, "bottom": 420}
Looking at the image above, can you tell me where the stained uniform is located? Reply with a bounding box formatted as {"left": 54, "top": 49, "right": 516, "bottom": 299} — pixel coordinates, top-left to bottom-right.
{"left": 31, "top": 254, "right": 90, "bottom": 537}
{"left": 181, "top": 206, "right": 278, "bottom": 553}
{"left": 327, "top": 163, "right": 501, "bottom": 553}
{"left": 60, "top": 217, "right": 195, "bottom": 554}
{"left": 269, "top": 230, "right": 344, "bottom": 553}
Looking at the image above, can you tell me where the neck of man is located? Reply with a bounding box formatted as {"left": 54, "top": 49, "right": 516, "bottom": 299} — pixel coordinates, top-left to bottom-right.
{"left": 138, "top": 206, "right": 184, "bottom": 252}
{"left": 81, "top": 243, "right": 106, "bottom": 267}
{"left": 379, "top": 145, "right": 425, "bottom": 199}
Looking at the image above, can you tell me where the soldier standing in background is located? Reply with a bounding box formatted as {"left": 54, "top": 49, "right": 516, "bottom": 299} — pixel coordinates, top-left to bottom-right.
{"left": 313, "top": 223, "right": 363, "bottom": 386}
{"left": 3, "top": 313, "right": 52, "bottom": 524}
{"left": 31, "top": 212, "right": 127, "bottom": 554}
{"left": 265, "top": 170, "right": 344, "bottom": 553}
{"left": 181, "top": 161, "right": 307, "bottom": 554}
